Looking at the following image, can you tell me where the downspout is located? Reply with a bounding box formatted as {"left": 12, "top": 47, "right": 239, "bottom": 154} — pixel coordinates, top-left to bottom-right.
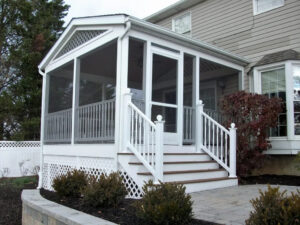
{"left": 37, "top": 68, "right": 46, "bottom": 189}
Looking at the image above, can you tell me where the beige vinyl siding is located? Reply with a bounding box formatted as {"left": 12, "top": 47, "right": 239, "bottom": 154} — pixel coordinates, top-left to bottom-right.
{"left": 154, "top": 0, "right": 300, "bottom": 91}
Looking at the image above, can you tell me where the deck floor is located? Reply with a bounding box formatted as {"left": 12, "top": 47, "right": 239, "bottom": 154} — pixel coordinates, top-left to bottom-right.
{"left": 191, "top": 184, "right": 299, "bottom": 225}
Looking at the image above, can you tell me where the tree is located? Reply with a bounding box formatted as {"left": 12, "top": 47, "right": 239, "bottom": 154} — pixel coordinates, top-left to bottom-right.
{"left": 0, "top": 0, "right": 69, "bottom": 140}
{"left": 220, "top": 91, "right": 282, "bottom": 177}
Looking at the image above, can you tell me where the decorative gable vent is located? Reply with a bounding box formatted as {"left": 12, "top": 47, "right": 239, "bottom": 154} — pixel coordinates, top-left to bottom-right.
{"left": 55, "top": 30, "right": 106, "bottom": 59}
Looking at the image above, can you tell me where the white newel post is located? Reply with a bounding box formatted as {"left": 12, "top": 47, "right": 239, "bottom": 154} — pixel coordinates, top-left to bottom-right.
{"left": 229, "top": 123, "right": 237, "bottom": 178}
{"left": 196, "top": 100, "right": 204, "bottom": 152}
{"left": 123, "top": 88, "right": 132, "bottom": 152}
{"left": 154, "top": 115, "right": 164, "bottom": 183}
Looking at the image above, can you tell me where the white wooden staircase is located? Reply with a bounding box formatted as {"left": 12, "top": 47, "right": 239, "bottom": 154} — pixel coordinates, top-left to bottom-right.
{"left": 119, "top": 90, "right": 237, "bottom": 195}
{"left": 118, "top": 146, "right": 237, "bottom": 193}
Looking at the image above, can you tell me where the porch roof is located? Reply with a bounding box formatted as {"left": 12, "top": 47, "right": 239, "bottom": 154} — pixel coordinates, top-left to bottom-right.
{"left": 39, "top": 14, "right": 249, "bottom": 71}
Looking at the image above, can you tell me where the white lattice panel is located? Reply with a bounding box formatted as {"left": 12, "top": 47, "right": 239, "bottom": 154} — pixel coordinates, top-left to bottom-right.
{"left": 119, "top": 164, "right": 143, "bottom": 199}
{"left": 42, "top": 155, "right": 115, "bottom": 191}
{"left": 55, "top": 30, "right": 106, "bottom": 59}
{"left": 42, "top": 155, "right": 143, "bottom": 198}
{"left": 0, "top": 141, "right": 40, "bottom": 148}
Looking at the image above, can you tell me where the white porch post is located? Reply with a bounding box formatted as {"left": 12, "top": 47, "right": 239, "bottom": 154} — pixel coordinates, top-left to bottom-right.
{"left": 196, "top": 100, "right": 204, "bottom": 152}
{"left": 116, "top": 36, "right": 129, "bottom": 153}
{"left": 177, "top": 51, "right": 184, "bottom": 145}
{"left": 238, "top": 69, "right": 245, "bottom": 91}
{"left": 37, "top": 72, "right": 49, "bottom": 189}
{"left": 155, "top": 115, "right": 164, "bottom": 183}
{"left": 229, "top": 123, "right": 237, "bottom": 178}
{"left": 123, "top": 88, "right": 132, "bottom": 151}
{"left": 71, "top": 58, "right": 80, "bottom": 145}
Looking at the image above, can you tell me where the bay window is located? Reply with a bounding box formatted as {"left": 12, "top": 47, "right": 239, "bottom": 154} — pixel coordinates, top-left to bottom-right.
{"left": 261, "top": 68, "right": 287, "bottom": 137}
{"left": 254, "top": 61, "right": 300, "bottom": 140}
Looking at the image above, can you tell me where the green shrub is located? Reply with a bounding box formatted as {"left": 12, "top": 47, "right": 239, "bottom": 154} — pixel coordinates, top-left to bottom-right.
{"left": 82, "top": 172, "right": 127, "bottom": 208}
{"left": 135, "top": 180, "right": 193, "bottom": 225}
{"left": 52, "top": 169, "right": 87, "bottom": 198}
{"left": 246, "top": 185, "right": 300, "bottom": 225}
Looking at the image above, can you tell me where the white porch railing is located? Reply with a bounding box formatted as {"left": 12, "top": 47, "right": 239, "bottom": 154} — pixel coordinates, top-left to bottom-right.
{"left": 45, "top": 108, "right": 72, "bottom": 143}
{"left": 196, "top": 100, "right": 237, "bottom": 177}
{"left": 183, "top": 106, "right": 195, "bottom": 144}
{"left": 76, "top": 99, "right": 115, "bottom": 142}
{"left": 124, "top": 91, "right": 164, "bottom": 183}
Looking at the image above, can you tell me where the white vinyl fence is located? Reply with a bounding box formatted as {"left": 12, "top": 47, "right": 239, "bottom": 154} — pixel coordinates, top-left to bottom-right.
{"left": 0, "top": 141, "right": 41, "bottom": 178}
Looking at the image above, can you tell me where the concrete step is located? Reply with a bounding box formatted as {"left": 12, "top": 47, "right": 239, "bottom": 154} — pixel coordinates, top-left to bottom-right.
{"left": 128, "top": 160, "right": 219, "bottom": 172}
{"left": 137, "top": 169, "right": 228, "bottom": 182}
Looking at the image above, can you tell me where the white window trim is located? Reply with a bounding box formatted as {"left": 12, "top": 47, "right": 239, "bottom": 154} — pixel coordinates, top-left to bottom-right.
{"left": 253, "top": 60, "right": 300, "bottom": 142}
{"left": 172, "top": 12, "right": 192, "bottom": 36}
{"left": 253, "top": 0, "right": 285, "bottom": 15}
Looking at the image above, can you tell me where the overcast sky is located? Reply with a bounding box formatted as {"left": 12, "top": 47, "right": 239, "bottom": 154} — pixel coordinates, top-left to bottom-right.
{"left": 63, "top": 0, "right": 179, "bottom": 25}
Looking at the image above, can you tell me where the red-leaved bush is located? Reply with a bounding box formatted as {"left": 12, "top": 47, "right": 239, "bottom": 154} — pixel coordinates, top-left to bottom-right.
{"left": 220, "top": 91, "right": 282, "bottom": 177}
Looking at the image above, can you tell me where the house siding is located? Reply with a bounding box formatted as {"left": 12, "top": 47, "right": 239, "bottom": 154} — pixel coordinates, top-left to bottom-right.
{"left": 154, "top": 0, "right": 300, "bottom": 91}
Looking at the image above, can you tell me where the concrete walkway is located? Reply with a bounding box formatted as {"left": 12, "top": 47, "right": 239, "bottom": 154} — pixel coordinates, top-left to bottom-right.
{"left": 191, "top": 185, "right": 299, "bottom": 225}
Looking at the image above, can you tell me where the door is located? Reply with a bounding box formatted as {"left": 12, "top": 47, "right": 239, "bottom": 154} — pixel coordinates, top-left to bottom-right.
{"left": 149, "top": 48, "right": 181, "bottom": 145}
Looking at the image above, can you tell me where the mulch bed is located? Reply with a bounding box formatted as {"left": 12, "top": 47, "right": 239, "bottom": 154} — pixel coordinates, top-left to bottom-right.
{"left": 0, "top": 176, "right": 38, "bottom": 225}
{"left": 240, "top": 174, "right": 300, "bottom": 186}
{"left": 40, "top": 188, "right": 221, "bottom": 225}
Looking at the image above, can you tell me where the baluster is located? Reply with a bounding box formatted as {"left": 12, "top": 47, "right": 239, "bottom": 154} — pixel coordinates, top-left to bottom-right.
{"left": 225, "top": 134, "right": 228, "bottom": 166}
{"left": 217, "top": 127, "right": 219, "bottom": 159}
{"left": 135, "top": 111, "right": 138, "bottom": 149}
{"left": 221, "top": 130, "right": 223, "bottom": 162}
{"left": 131, "top": 107, "right": 134, "bottom": 144}
{"left": 208, "top": 119, "right": 211, "bottom": 151}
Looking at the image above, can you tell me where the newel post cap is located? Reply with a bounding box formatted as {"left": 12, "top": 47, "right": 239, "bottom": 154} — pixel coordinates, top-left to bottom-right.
{"left": 156, "top": 115, "right": 163, "bottom": 122}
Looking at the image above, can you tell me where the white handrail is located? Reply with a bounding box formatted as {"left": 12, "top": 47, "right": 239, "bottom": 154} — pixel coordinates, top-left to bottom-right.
{"left": 124, "top": 91, "right": 164, "bottom": 183}
{"left": 197, "top": 100, "right": 236, "bottom": 177}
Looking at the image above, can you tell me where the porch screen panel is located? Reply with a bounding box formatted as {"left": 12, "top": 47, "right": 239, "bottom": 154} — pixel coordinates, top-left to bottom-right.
{"left": 46, "top": 61, "right": 74, "bottom": 143}
{"left": 261, "top": 68, "right": 287, "bottom": 137}
{"left": 128, "top": 38, "right": 145, "bottom": 112}
{"left": 76, "top": 41, "right": 117, "bottom": 143}
{"left": 293, "top": 65, "right": 300, "bottom": 135}
{"left": 151, "top": 54, "right": 178, "bottom": 133}
{"left": 183, "top": 54, "right": 194, "bottom": 143}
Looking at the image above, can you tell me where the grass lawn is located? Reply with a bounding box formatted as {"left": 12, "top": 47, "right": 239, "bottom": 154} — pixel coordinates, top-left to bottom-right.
{"left": 0, "top": 176, "right": 38, "bottom": 225}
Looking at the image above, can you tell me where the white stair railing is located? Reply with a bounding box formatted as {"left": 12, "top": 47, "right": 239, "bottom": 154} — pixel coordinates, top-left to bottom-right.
{"left": 196, "top": 100, "right": 237, "bottom": 178}
{"left": 123, "top": 90, "right": 164, "bottom": 183}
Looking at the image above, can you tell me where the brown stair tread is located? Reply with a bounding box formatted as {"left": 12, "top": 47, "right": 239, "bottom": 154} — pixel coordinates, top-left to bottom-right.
{"left": 167, "top": 177, "right": 237, "bottom": 185}
{"left": 137, "top": 169, "right": 225, "bottom": 176}
{"left": 118, "top": 152, "right": 207, "bottom": 156}
{"left": 129, "top": 160, "right": 215, "bottom": 165}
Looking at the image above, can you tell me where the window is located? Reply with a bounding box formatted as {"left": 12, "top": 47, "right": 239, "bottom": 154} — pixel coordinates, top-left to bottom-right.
{"left": 261, "top": 68, "right": 287, "bottom": 137}
{"left": 172, "top": 12, "right": 191, "bottom": 35}
{"left": 293, "top": 65, "right": 300, "bottom": 135}
{"left": 253, "top": 0, "right": 284, "bottom": 15}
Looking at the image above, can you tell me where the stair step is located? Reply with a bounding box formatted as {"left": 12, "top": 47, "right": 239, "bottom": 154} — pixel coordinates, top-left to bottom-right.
{"left": 129, "top": 160, "right": 215, "bottom": 165}
{"left": 118, "top": 153, "right": 207, "bottom": 156}
{"left": 168, "top": 177, "right": 236, "bottom": 185}
{"left": 128, "top": 160, "right": 219, "bottom": 172}
{"left": 137, "top": 169, "right": 225, "bottom": 176}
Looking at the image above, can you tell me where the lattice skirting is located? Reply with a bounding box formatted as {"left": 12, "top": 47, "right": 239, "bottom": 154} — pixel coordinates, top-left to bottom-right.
{"left": 42, "top": 155, "right": 143, "bottom": 199}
